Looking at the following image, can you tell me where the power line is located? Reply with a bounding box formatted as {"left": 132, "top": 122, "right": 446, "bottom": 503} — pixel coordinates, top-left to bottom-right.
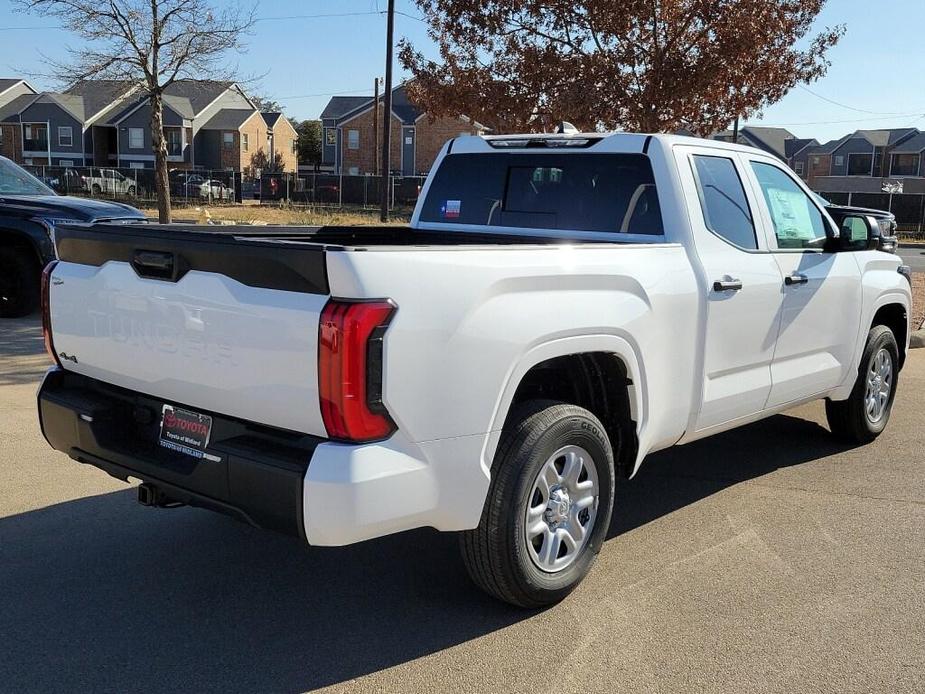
{"left": 797, "top": 85, "right": 916, "bottom": 116}
{"left": 751, "top": 112, "right": 925, "bottom": 127}
{"left": 278, "top": 88, "right": 375, "bottom": 100}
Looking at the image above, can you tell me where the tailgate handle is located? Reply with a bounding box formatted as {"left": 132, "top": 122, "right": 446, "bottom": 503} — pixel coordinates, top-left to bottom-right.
{"left": 132, "top": 250, "right": 178, "bottom": 280}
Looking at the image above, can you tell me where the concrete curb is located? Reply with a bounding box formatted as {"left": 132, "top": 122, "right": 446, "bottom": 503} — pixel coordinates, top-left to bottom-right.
{"left": 911, "top": 330, "right": 925, "bottom": 349}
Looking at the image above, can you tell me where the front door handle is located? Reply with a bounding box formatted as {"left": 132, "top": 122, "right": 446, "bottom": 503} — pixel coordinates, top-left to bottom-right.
{"left": 713, "top": 279, "right": 743, "bottom": 292}
{"left": 785, "top": 273, "right": 809, "bottom": 286}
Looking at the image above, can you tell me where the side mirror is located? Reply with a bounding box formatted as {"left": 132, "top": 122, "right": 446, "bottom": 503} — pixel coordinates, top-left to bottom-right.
{"left": 836, "top": 214, "right": 881, "bottom": 252}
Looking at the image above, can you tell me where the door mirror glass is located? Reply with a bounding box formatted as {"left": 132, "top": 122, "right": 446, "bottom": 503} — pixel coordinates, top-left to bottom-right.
{"left": 836, "top": 214, "right": 879, "bottom": 251}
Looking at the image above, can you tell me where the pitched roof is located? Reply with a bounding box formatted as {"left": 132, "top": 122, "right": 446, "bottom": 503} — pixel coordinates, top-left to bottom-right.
{"left": 164, "top": 80, "right": 237, "bottom": 114}
{"left": 261, "top": 111, "right": 282, "bottom": 127}
{"left": 890, "top": 131, "right": 925, "bottom": 154}
{"left": 65, "top": 79, "right": 138, "bottom": 119}
{"left": 0, "top": 78, "right": 31, "bottom": 96}
{"left": 739, "top": 126, "right": 796, "bottom": 159}
{"left": 199, "top": 108, "right": 259, "bottom": 130}
{"left": 0, "top": 93, "right": 39, "bottom": 121}
{"left": 785, "top": 137, "right": 817, "bottom": 158}
{"left": 320, "top": 95, "right": 373, "bottom": 120}
{"left": 853, "top": 128, "right": 918, "bottom": 147}
{"left": 163, "top": 94, "right": 194, "bottom": 119}
{"left": 390, "top": 84, "right": 422, "bottom": 123}
{"left": 807, "top": 137, "right": 847, "bottom": 155}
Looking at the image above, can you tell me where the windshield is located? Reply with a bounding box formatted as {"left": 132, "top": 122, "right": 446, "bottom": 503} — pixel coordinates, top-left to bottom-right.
{"left": 419, "top": 152, "right": 663, "bottom": 235}
{"left": 0, "top": 157, "right": 55, "bottom": 196}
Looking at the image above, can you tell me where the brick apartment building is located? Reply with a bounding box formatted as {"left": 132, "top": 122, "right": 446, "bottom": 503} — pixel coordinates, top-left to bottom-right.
{"left": 320, "top": 83, "right": 487, "bottom": 176}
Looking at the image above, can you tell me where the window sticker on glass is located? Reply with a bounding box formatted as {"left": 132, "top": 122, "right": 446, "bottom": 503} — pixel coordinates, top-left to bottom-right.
{"left": 766, "top": 188, "right": 814, "bottom": 241}
{"left": 441, "top": 200, "right": 461, "bottom": 219}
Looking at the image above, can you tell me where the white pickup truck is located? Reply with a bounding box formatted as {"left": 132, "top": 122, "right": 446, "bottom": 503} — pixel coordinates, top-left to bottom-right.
{"left": 38, "top": 133, "right": 912, "bottom": 607}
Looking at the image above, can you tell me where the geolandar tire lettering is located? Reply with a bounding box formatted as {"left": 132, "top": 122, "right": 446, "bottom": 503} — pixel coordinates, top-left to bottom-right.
{"left": 460, "top": 400, "right": 616, "bottom": 608}
{"left": 825, "top": 325, "right": 900, "bottom": 444}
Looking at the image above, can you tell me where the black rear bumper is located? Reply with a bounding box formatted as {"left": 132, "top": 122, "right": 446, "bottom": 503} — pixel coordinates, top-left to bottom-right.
{"left": 37, "top": 368, "right": 324, "bottom": 538}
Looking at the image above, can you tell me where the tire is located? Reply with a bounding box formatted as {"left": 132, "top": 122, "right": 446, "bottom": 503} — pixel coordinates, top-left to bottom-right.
{"left": 460, "top": 400, "right": 616, "bottom": 608}
{"left": 126, "top": 186, "right": 135, "bottom": 196}
{"left": 0, "top": 246, "right": 39, "bottom": 318}
{"left": 91, "top": 184, "right": 101, "bottom": 195}
{"left": 826, "top": 325, "right": 899, "bottom": 444}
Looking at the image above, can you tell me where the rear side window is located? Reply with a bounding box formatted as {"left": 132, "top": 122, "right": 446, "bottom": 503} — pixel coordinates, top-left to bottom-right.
{"left": 691, "top": 155, "right": 757, "bottom": 249}
{"left": 419, "top": 153, "right": 663, "bottom": 235}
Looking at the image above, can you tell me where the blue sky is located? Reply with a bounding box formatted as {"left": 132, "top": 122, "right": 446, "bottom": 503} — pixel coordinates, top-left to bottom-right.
{"left": 1, "top": 0, "right": 922, "bottom": 143}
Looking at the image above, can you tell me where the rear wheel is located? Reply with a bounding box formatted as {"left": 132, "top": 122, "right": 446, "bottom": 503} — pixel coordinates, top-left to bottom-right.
{"left": 826, "top": 325, "right": 899, "bottom": 443}
{"left": 0, "top": 246, "right": 39, "bottom": 318}
{"left": 460, "top": 401, "right": 615, "bottom": 607}
{"left": 126, "top": 185, "right": 136, "bottom": 196}
{"left": 91, "top": 183, "right": 101, "bottom": 195}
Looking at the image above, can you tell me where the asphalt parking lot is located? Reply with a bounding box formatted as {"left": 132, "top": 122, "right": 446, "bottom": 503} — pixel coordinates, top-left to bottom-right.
{"left": 1, "top": 315, "right": 923, "bottom": 694}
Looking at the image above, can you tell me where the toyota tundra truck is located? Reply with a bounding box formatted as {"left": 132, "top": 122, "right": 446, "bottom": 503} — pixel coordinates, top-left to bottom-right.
{"left": 37, "top": 133, "right": 912, "bottom": 607}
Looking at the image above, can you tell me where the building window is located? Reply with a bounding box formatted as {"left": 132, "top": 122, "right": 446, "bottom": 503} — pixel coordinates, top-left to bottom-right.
{"left": 57, "top": 126, "right": 73, "bottom": 147}
{"left": 348, "top": 166, "right": 359, "bottom": 175}
{"left": 325, "top": 128, "right": 336, "bottom": 146}
{"left": 223, "top": 131, "right": 234, "bottom": 150}
{"left": 891, "top": 153, "right": 919, "bottom": 177}
{"left": 794, "top": 161, "right": 804, "bottom": 175}
{"left": 834, "top": 155, "right": 844, "bottom": 167}
{"left": 292, "top": 139, "right": 297, "bottom": 154}
{"left": 242, "top": 133, "right": 249, "bottom": 152}
{"left": 128, "top": 161, "right": 145, "bottom": 169}
{"left": 59, "top": 160, "right": 74, "bottom": 167}
{"left": 166, "top": 129, "right": 182, "bottom": 155}
{"left": 128, "top": 128, "right": 144, "bottom": 149}
{"left": 347, "top": 129, "right": 359, "bottom": 150}
{"left": 847, "top": 152, "right": 873, "bottom": 176}
{"left": 812, "top": 156, "right": 820, "bottom": 165}
{"left": 24, "top": 158, "right": 33, "bottom": 165}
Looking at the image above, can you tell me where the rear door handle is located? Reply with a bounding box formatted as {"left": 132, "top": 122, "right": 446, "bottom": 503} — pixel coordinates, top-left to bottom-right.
{"left": 712, "top": 279, "right": 743, "bottom": 292}
{"left": 785, "top": 273, "right": 809, "bottom": 286}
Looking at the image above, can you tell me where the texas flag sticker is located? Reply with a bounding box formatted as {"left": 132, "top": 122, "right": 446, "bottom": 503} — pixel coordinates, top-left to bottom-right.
{"left": 441, "top": 200, "right": 461, "bottom": 219}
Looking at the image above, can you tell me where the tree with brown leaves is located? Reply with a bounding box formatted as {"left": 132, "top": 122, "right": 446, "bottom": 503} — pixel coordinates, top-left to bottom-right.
{"left": 18, "top": 0, "right": 255, "bottom": 223}
{"left": 399, "top": 1, "right": 844, "bottom": 135}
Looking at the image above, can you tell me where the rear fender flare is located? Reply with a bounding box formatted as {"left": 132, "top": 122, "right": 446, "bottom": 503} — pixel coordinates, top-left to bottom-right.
{"left": 480, "top": 333, "right": 649, "bottom": 478}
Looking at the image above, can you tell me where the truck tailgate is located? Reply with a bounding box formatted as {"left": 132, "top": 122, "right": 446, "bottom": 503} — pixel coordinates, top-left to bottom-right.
{"left": 48, "top": 224, "right": 331, "bottom": 436}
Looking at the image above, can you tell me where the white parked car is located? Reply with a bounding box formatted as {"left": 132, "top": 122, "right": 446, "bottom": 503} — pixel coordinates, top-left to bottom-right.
{"left": 199, "top": 179, "right": 233, "bottom": 200}
{"left": 38, "top": 132, "right": 911, "bottom": 606}
{"left": 82, "top": 168, "right": 136, "bottom": 196}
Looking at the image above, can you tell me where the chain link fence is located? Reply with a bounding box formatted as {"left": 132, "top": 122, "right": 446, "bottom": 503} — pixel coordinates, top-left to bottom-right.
{"left": 23, "top": 165, "right": 427, "bottom": 212}
{"left": 23, "top": 165, "right": 240, "bottom": 206}
{"left": 256, "top": 172, "right": 427, "bottom": 210}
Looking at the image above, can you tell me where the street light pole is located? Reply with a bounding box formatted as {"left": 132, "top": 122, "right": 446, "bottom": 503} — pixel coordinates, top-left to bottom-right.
{"left": 380, "top": 0, "right": 395, "bottom": 222}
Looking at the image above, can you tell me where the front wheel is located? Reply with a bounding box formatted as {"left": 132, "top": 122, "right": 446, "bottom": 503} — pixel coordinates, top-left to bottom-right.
{"left": 826, "top": 325, "right": 900, "bottom": 443}
{"left": 460, "top": 401, "right": 615, "bottom": 607}
{"left": 126, "top": 185, "right": 136, "bottom": 196}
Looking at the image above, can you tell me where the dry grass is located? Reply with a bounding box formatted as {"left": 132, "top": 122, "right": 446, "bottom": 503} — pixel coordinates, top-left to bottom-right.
{"left": 142, "top": 204, "right": 408, "bottom": 227}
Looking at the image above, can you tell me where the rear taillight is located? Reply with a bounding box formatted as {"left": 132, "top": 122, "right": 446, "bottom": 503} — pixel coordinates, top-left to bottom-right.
{"left": 41, "top": 261, "right": 61, "bottom": 367}
{"left": 318, "top": 299, "right": 397, "bottom": 442}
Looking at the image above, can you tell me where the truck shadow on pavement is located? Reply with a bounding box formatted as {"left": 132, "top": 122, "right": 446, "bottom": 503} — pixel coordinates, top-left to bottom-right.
{"left": 0, "top": 314, "right": 48, "bottom": 386}
{"left": 0, "top": 411, "right": 854, "bottom": 693}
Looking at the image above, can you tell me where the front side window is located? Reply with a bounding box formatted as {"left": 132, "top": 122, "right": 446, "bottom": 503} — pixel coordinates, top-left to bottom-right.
{"left": 691, "top": 155, "right": 757, "bottom": 249}
{"left": 419, "top": 152, "right": 663, "bottom": 235}
{"left": 128, "top": 128, "right": 144, "bottom": 149}
{"left": 750, "top": 161, "right": 828, "bottom": 250}
{"left": 58, "top": 126, "right": 73, "bottom": 147}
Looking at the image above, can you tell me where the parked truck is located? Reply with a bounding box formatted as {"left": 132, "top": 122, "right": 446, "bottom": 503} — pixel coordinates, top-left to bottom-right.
{"left": 0, "top": 156, "right": 146, "bottom": 317}
{"left": 38, "top": 133, "right": 912, "bottom": 606}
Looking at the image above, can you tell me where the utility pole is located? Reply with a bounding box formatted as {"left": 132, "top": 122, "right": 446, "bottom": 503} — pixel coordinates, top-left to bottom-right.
{"left": 732, "top": 117, "right": 740, "bottom": 144}
{"left": 373, "top": 77, "right": 380, "bottom": 180}
{"left": 380, "top": 0, "right": 395, "bottom": 222}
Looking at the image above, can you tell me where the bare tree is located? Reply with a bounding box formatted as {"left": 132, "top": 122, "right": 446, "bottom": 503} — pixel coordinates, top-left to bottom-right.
{"left": 18, "top": 0, "right": 256, "bottom": 222}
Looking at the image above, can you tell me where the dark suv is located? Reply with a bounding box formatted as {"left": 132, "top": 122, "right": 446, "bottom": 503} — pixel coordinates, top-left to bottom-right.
{"left": 0, "top": 156, "right": 146, "bottom": 317}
